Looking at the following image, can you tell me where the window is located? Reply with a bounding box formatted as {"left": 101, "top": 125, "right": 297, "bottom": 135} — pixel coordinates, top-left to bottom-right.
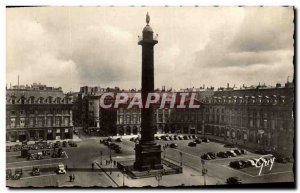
{"left": 20, "top": 110, "right": 24, "bottom": 115}
{"left": 29, "top": 118, "right": 34, "bottom": 126}
{"left": 10, "top": 118, "right": 15, "bottom": 128}
{"left": 20, "top": 118, "right": 25, "bottom": 128}
{"left": 11, "top": 111, "right": 16, "bottom": 116}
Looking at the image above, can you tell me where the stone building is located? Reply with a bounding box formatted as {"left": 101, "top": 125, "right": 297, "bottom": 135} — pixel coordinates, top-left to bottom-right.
{"left": 6, "top": 83, "right": 74, "bottom": 142}
{"left": 202, "top": 81, "right": 294, "bottom": 155}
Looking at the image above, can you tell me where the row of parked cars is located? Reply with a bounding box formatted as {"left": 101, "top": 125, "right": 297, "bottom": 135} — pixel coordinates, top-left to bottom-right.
{"left": 201, "top": 149, "right": 246, "bottom": 160}
{"left": 156, "top": 135, "right": 199, "bottom": 141}
{"left": 101, "top": 138, "right": 122, "bottom": 153}
{"left": 6, "top": 140, "right": 77, "bottom": 152}
{"left": 6, "top": 163, "right": 67, "bottom": 180}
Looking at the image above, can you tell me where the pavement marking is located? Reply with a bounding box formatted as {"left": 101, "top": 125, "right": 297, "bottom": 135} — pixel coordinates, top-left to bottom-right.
{"left": 6, "top": 154, "right": 20, "bottom": 158}
{"left": 7, "top": 163, "right": 59, "bottom": 170}
{"left": 171, "top": 148, "right": 201, "bottom": 159}
{"left": 7, "top": 152, "right": 69, "bottom": 165}
{"left": 20, "top": 173, "right": 57, "bottom": 180}
{"left": 208, "top": 155, "right": 262, "bottom": 163}
{"left": 254, "top": 171, "right": 293, "bottom": 177}
{"left": 221, "top": 164, "right": 256, "bottom": 177}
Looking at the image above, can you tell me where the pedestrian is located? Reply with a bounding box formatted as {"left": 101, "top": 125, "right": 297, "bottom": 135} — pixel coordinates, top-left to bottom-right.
{"left": 69, "top": 174, "right": 72, "bottom": 182}
{"left": 65, "top": 164, "right": 68, "bottom": 171}
{"left": 92, "top": 162, "right": 94, "bottom": 170}
{"left": 72, "top": 174, "right": 75, "bottom": 182}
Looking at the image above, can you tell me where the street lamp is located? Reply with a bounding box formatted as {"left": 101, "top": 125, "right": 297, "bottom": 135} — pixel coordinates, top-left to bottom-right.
{"left": 100, "top": 151, "right": 103, "bottom": 165}
{"left": 122, "top": 168, "right": 126, "bottom": 187}
{"left": 155, "top": 173, "right": 162, "bottom": 186}
{"left": 179, "top": 152, "right": 183, "bottom": 166}
{"left": 201, "top": 159, "right": 207, "bottom": 186}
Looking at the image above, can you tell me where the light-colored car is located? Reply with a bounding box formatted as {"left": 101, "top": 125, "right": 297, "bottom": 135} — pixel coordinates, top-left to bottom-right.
{"left": 57, "top": 163, "right": 66, "bottom": 174}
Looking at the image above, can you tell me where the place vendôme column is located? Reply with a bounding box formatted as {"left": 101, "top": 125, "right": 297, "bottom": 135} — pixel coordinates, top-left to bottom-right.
{"left": 134, "top": 13, "right": 163, "bottom": 171}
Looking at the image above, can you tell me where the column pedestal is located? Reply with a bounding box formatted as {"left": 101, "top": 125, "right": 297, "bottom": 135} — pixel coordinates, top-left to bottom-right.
{"left": 134, "top": 142, "right": 163, "bottom": 171}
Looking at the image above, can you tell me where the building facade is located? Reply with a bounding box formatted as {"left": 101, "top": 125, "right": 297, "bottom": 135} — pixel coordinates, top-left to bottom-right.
{"left": 6, "top": 83, "right": 74, "bottom": 142}
{"left": 202, "top": 82, "right": 294, "bottom": 155}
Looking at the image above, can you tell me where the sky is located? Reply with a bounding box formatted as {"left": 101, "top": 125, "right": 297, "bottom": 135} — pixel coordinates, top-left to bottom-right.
{"left": 6, "top": 6, "right": 294, "bottom": 92}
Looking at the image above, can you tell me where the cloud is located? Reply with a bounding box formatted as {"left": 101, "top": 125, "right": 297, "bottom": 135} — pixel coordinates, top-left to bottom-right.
{"left": 6, "top": 7, "right": 294, "bottom": 92}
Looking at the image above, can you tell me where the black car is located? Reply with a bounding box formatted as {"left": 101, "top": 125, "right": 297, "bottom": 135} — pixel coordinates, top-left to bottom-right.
{"left": 207, "top": 152, "right": 216, "bottom": 159}
{"left": 178, "top": 136, "right": 183, "bottom": 140}
{"left": 201, "top": 154, "right": 212, "bottom": 160}
{"left": 202, "top": 138, "right": 210, "bottom": 143}
{"left": 229, "top": 161, "right": 244, "bottom": 169}
{"left": 115, "top": 148, "right": 122, "bottom": 153}
{"left": 226, "top": 177, "right": 242, "bottom": 184}
{"left": 183, "top": 136, "right": 189, "bottom": 140}
{"left": 155, "top": 136, "right": 161, "bottom": 140}
{"left": 233, "top": 149, "right": 242, "bottom": 156}
{"left": 194, "top": 138, "right": 202, "bottom": 144}
{"left": 240, "top": 149, "right": 246, "bottom": 154}
{"left": 217, "top": 151, "right": 229, "bottom": 158}
{"left": 32, "top": 167, "right": 40, "bottom": 176}
{"left": 170, "top": 143, "right": 178, "bottom": 148}
{"left": 115, "top": 138, "right": 122, "bottom": 142}
{"left": 226, "top": 151, "right": 237, "bottom": 157}
{"left": 192, "top": 135, "right": 197, "bottom": 139}
{"left": 6, "top": 169, "right": 12, "bottom": 180}
{"left": 224, "top": 143, "right": 235, "bottom": 148}
{"left": 173, "top": 135, "right": 178, "bottom": 140}
{"left": 188, "top": 141, "right": 197, "bottom": 147}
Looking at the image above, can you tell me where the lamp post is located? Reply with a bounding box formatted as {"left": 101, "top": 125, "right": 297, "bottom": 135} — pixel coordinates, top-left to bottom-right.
{"left": 163, "top": 146, "right": 166, "bottom": 159}
{"left": 179, "top": 152, "right": 183, "bottom": 166}
{"left": 122, "top": 168, "right": 126, "bottom": 187}
{"left": 155, "top": 173, "right": 162, "bottom": 186}
{"left": 100, "top": 151, "right": 103, "bottom": 165}
{"left": 201, "top": 159, "right": 207, "bottom": 186}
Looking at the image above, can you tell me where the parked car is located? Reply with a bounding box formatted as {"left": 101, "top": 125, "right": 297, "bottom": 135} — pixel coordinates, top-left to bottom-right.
{"left": 194, "top": 138, "right": 202, "bottom": 144}
{"left": 217, "top": 151, "right": 229, "bottom": 158}
{"left": 183, "top": 136, "right": 189, "bottom": 140}
{"left": 240, "top": 149, "right": 247, "bottom": 154}
{"left": 207, "top": 152, "right": 216, "bottom": 159}
{"left": 13, "top": 168, "right": 23, "bottom": 180}
{"left": 42, "top": 150, "right": 51, "bottom": 156}
{"left": 115, "top": 148, "right": 122, "bottom": 153}
{"left": 233, "top": 149, "right": 242, "bottom": 156}
{"left": 230, "top": 161, "right": 245, "bottom": 169}
{"left": 226, "top": 150, "right": 237, "bottom": 157}
{"left": 115, "top": 138, "right": 122, "bottom": 142}
{"left": 155, "top": 136, "right": 161, "bottom": 140}
{"left": 57, "top": 163, "right": 66, "bottom": 174}
{"left": 246, "top": 159, "right": 257, "bottom": 167}
{"left": 178, "top": 136, "right": 183, "bottom": 140}
{"left": 224, "top": 143, "right": 235, "bottom": 148}
{"left": 226, "top": 177, "right": 242, "bottom": 184}
{"left": 191, "top": 135, "right": 197, "bottom": 139}
{"left": 173, "top": 135, "right": 178, "bottom": 140}
{"left": 188, "top": 141, "right": 197, "bottom": 147}
{"left": 201, "top": 154, "right": 212, "bottom": 160}
{"left": 32, "top": 167, "right": 40, "bottom": 176}
{"left": 6, "top": 169, "right": 12, "bottom": 180}
{"left": 170, "top": 143, "right": 178, "bottom": 148}
{"left": 202, "top": 138, "right": 210, "bottom": 143}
